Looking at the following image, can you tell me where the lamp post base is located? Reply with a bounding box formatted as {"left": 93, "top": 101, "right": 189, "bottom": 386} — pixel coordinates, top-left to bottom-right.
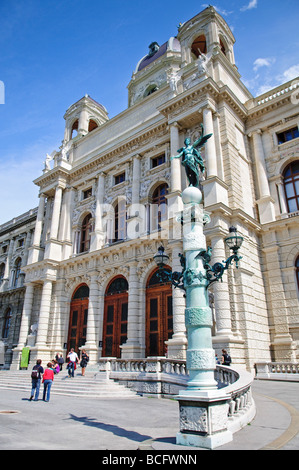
{"left": 176, "top": 391, "right": 232, "bottom": 449}
{"left": 176, "top": 429, "right": 232, "bottom": 450}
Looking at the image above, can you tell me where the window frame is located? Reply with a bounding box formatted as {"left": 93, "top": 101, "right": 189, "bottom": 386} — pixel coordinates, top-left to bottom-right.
{"left": 2, "top": 308, "right": 12, "bottom": 339}
{"left": 283, "top": 161, "right": 299, "bottom": 213}
{"left": 277, "top": 126, "right": 299, "bottom": 145}
{"left": 80, "top": 214, "right": 92, "bottom": 253}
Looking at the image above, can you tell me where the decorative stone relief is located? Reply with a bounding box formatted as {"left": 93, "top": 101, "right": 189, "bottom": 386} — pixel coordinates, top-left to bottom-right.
{"left": 179, "top": 405, "right": 208, "bottom": 433}
{"left": 186, "top": 348, "right": 216, "bottom": 370}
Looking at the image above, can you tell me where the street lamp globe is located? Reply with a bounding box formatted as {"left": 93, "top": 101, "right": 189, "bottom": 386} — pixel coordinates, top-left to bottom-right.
{"left": 153, "top": 245, "right": 169, "bottom": 268}
{"left": 224, "top": 226, "right": 243, "bottom": 254}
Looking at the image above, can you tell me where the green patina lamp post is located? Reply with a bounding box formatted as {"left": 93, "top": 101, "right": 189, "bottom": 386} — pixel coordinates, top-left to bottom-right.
{"left": 153, "top": 127, "right": 243, "bottom": 448}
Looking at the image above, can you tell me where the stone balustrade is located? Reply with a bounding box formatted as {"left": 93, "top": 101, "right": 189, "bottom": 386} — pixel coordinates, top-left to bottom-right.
{"left": 255, "top": 362, "right": 299, "bottom": 381}
{"left": 98, "top": 357, "right": 255, "bottom": 436}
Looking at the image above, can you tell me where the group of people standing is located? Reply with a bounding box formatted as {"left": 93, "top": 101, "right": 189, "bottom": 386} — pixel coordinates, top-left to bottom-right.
{"left": 30, "top": 349, "right": 89, "bottom": 402}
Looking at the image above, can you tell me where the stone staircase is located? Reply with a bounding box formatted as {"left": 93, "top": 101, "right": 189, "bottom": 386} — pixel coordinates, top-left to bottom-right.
{"left": 0, "top": 369, "right": 138, "bottom": 399}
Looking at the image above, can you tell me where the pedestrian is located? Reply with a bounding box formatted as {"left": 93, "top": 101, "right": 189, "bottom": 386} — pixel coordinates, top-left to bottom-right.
{"left": 56, "top": 354, "right": 64, "bottom": 371}
{"left": 42, "top": 362, "right": 54, "bottom": 402}
{"left": 51, "top": 359, "right": 60, "bottom": 374}
{"left": 67, "top": 348, "right": 79, "bottom": 378}
{"left": 221, "top": 349, "right": 232, "bottom": 366}
{"left": 30, "top": 359, "right": 44, "bottom": 401}
{"left": 80, "top": 350, "right": 89, "bottom": 376}
{"left": 215, "top": 354, "right": 220, "bottom": 365}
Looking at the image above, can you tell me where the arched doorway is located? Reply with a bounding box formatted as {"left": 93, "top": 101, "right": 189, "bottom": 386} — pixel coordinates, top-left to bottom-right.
{"left": 146, "top": 268, "right": 173, "bottom": 357}
{"left": 67, "top": 284, "right": 89, "bottom": 353}
{"left": 102, "top": 276, "right": 128, "bottom": 358}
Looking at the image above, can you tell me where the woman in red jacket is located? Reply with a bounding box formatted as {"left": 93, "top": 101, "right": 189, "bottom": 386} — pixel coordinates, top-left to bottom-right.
{"left": 42, "top": 363, "right": 54, "bottom": 402}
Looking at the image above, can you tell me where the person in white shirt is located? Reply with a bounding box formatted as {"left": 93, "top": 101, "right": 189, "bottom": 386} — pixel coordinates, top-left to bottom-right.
{"left": 67, "top": 348, "right": 79, "bottom": 377}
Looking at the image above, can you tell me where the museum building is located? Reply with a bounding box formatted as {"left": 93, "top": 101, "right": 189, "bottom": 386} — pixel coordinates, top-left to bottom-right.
{"left": 1, "top": 6, "right": 299, "bottom": 372}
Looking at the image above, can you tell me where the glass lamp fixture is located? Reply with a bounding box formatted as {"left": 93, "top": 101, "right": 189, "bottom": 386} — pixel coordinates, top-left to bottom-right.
{"left": 153, "top": 246, "right": 169, "bottom": 268}
{"left": 224, "top": 226, "right": 243, "bottom": 254}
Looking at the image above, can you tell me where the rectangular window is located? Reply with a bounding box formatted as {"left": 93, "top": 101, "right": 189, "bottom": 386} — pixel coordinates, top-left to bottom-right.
{"left": 83, "top": 188, "right": 92, "bottom": 199}
{"left": 151, "top": 154, "right": 165, "bottom": 168}
{"left": 277, "top": 127, "right": 299, "bottom": 145}
{"left": 114, "top": 172, "right": 125, "bottom": 185}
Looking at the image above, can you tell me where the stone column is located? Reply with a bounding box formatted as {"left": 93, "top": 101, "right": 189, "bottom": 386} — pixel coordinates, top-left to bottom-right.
{"left": 211, "top": 235, "right": 232, "bottom": 336}
{"left": 84, "top": 274, "right": 100, "bottom": 363}
{"left": 50, "top": 185, "right": 63, "bottom": 240}
{"left": 35, "top": 280, "right": 53, "bottom": 347}
{"left": 78, "top": 108, "right": 89, "bottom": 136}
{"left": 202, "top": 106, "right": 217, "bottom": 177}
{"left": 131, "top": 155, "right": 141, "bottom": 205}
{"left": 121, "top": 262, "right": 142, "bottom": 358}
{"left": 17, "top": 283, "right": 35, "bottom": 347}
{"left": 168, "top": 123, "right": 183, "bottom": 241}
{"left": 90, "top": 173, "right": 106, "bottom": 251}
{"left": 170, "top": 122, "right": 182, "bottom": 193}
{"left": 33, "top": 193, "right": 46, "bottom": 247}
{"left": 249, "top": 130, "right": 275, "bottom": 224}
{"left": 28, "top": 193, "right": 46, "bottom": 264}
{"left": 166, "top": 243, "right": 187, "bottom": 359}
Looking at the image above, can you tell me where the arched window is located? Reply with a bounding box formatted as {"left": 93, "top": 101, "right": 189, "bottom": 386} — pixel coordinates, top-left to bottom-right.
{"left": 191, "top": 34, "right": 207, "bottom": 58}
{"left": 296, "top": 256, "right": 299, "bottom": 290}
{"left": 80, "top": 214, "right": 92, "bottom": 253}
{"left": 283, "top": 161, "right": 299, "bottom": 213}
{"left": 144, "top": 85, "right": 158, "bottom": 97}
{"left": 13, "top": 258, "right": 22, "bottom": 288}
{"left": 88, "top": 119, "right": 98, "bottom": 132}
{"left": 152, "top": 183, "right": 168, "bottom": 230}
{"left": 71, "top": 119, "right": 79, "bottom": 139}
{"left": 220, "top": 38, "right": 227, "bottom": 56}
{"left": 2, "top": 308, "right": 12, "bottom": 338}
{"left": 114, "top": 199, "right": 126, "bottom": 242}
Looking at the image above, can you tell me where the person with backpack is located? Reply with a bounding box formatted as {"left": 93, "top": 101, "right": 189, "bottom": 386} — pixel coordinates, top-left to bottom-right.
{"left": 221, "top": 349, "right": 232, "bottom": 366}
{"left": 30, "top": 359, "right": 44, "bottom": 401}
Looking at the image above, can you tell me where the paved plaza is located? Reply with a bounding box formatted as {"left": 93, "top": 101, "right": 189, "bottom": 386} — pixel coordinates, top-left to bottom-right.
{"left": 0, "top": 379, "right": 298, "bottom": 452}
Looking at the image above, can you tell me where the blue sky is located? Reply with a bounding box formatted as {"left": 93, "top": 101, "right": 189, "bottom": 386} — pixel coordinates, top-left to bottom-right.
{"left": 0, "top": 0, "right": 298, "bottom": 224}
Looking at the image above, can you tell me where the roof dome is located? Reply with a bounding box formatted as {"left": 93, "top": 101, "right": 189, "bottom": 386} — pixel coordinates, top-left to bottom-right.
{"left": 135, "top": 37, "right": 181, "bottom": 72}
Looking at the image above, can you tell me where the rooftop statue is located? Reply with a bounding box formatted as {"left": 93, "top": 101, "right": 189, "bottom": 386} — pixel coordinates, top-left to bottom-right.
{"left": 171, "top": 124, "right": 212, "bottom": 187}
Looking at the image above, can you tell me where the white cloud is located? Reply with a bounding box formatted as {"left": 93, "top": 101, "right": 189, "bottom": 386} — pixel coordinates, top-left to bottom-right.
{"left": 241, "top": 0, "right": 258, "bottom": 11}
{"left": 253, "top": 57, "right": 276, "bottom": 72}
{"left": 281, "top": 64, "right": 299, "bottom": 81}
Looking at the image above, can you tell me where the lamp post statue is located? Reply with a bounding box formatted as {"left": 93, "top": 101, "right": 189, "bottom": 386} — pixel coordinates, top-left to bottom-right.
{"left": 154, "top": 127, "right": 243, "bottom": 449}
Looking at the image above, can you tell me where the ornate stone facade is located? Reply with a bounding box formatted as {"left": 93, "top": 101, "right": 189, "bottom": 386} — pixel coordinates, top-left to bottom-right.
{"left": 0, "top": 6, "right": 298, "bottom": 371}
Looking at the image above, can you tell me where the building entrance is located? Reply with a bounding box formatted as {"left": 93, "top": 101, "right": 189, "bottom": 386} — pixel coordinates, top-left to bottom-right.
{"left": 67, "top": 284, "right": 89, "bottom": 353}
{"left": 102, "top": 276, "right": 128, "bottom": 358}
{"left": 146, "top": 268, "right": 173, "bottom": 357}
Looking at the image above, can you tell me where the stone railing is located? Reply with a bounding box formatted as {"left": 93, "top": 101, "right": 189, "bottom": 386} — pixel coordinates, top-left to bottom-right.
{"left": 255, "top": 362, "right": 299, "bottom": 381}
{"left": 255, "top": 80, "right": 299, "bottom": 106}
{"left": 98, "top": 358, "right": 255, "bottom": 435}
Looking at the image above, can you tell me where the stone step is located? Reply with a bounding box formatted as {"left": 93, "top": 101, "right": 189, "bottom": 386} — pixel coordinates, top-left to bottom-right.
{"left": 0, "top": 370, "right": 137, "bottom": 399}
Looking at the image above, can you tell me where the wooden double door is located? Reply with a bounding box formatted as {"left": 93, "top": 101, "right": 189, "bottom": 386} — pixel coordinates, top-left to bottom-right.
{"left": 146, "top": 270, "right": 173, "bottom": 357}
{"left": 102, "top": 294, "right": 128, "bottom": 358}
{"left": 101, "top": 272, "right": 173, "bottom": 358}
{"left": 67, "top": 298, "right": 88, "bottom": 353}
{"left": 102, "top": 277, "right": 128, "bottom": 358}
